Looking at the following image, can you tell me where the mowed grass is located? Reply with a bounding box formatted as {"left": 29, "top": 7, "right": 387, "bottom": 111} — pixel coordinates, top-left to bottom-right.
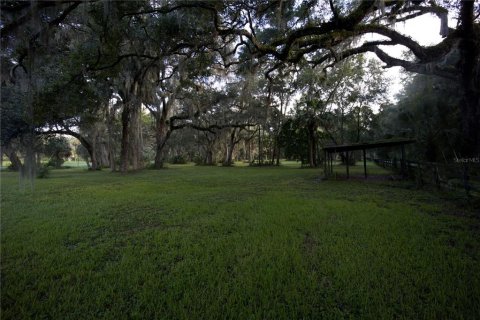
{"left": 1, "top": 164, "right": 479, "bottom": 319}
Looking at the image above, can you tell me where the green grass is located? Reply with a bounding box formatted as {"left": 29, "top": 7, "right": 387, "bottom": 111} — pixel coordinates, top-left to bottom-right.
{"left": 1, "top": 164, "right": 479, "bottom": 319}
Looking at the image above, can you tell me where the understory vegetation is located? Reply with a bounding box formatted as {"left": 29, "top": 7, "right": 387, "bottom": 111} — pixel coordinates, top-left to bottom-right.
{"left": 2, "top": 164, "right": 479, "bottom": 319}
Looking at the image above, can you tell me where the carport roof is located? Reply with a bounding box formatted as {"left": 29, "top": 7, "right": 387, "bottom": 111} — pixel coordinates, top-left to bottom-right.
{"left": 323, "top": 138, "right": 416, "bottom": 153}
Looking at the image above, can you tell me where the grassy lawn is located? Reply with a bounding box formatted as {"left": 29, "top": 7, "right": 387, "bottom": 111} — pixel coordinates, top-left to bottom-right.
{"left": 1, "top": 164, "right": 479, "bottom": 319}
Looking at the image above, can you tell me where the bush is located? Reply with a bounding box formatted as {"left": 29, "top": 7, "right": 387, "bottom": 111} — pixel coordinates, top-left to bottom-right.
{"left": 193, "top": 158, "right": 216, "bottom": 166}
{"left": 36, "top": 165, "right": 50, "bottom": 179}
{"left": 193, "top": 155, "right": 204, "bottom": 165}
{"left": 43, "top": 136, "right": 71, "bottom": 168}
{"left": 169, "top": 155, "right": 187, "bottom": 164}
{"left": 47, "top": 158, "right": 64, "bottom": 168}
{"left": 7, "top": 163, "right": 19, "bottom": 171}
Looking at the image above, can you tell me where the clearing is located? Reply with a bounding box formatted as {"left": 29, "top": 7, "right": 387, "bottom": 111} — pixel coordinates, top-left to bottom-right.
{"left": 1, "top": 163, "right": 479, "bottom": 319}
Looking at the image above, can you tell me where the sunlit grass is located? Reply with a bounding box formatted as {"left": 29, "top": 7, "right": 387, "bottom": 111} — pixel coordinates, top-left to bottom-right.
{"left": 1, "top": 164, "right": 479, "bottom": 319}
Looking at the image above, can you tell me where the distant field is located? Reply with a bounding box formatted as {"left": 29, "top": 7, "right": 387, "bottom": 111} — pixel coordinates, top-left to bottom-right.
{"left": 1, "top": 163, "right": 479, "bottom": 319}
{"left": 1, "top": 159, "right": 89, "bottom": 171}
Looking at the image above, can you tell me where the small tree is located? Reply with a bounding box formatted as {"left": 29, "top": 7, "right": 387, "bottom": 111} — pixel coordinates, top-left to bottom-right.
{"left": 43, "top": 136, "right": 71, "bottom": 168}
{"left": 278, "top": 118, "right": 309, "bottom": 165}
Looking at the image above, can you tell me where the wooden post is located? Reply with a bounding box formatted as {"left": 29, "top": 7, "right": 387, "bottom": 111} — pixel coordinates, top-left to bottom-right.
{"left": 346, "top": 151, "right": 350, "bottom": 179}
{"left": 328, "top": 153, "right": 331, "bottom": 174}
{"left": 330, "top": 153, "right": 333, "bottom": 174}
{"left": 331, "top": 153, "right": 334, "bottom": 174}
{"left": 401, "top": 144, "right": 406, "bottom": 178}
{"left": 363, "top": 148, "right": 367, "bottom": 179}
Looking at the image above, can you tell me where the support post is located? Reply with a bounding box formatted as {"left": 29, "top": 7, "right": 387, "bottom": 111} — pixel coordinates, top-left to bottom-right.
{"left": 330, "top": 153, "right": 333, "bottom": 174}
{"left": 328, "top": 153, "right": 331, "bottom": 174}
{"left": 363, "top": 148, "right": 367, "bottom": 179}
{"left": 401, "top": 144, "right": 406, "bottom": 178}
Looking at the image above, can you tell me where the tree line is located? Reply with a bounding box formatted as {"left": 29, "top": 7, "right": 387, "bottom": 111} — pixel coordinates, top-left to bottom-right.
{"left": 1, "top": 0, "right": 478, "bottom": 175}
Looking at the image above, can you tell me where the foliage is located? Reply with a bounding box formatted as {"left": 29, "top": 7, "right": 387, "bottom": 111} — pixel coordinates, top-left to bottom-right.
{"left": 36, "top": 164, "right": 50, "bottom": 179}
{"left": 2, "top": 0, "right": 480, "bottom": 163}
{"left": 43, "top": 136, "right": 72, "bottom": 168}
{"left": 75, "top": 144, "right": 90, "bottom": 165}
{"left": 283, "top": 56, "right": 388, "bottom": 166}
{"left": 0, "top": 83, "right": 29, "bottom": 147}
{"left": 376, "top": 74, "right": 463, "bottom": 162}
{"left": 2, "top": 0, "right": 477, "bottom": 170}
{"left": 278, "top": 118, "right": 309, "bottom": 163}
{"left": 169, "top": 154, "right": 187, "bottom": 164}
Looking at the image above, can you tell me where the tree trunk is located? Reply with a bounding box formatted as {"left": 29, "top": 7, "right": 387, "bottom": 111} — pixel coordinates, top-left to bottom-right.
{"left": 458, "top": 1, "right": 480, "bottom": 157}
{"left": 307, "top": 121, "right": 317, "bottom": 167}
{"left": 356, "top": 107, "right": 361, "bottom": 142}
{"left": 153, "top": 142, "right": 166, "bottom": 169}
{"left": 119, "top": 99, "right": 142, "bottom": 172}
{"left": 258, "top": 126, "right": 263, "bottom": 165}
{"left": 79, "top": 138, "right": 97, "bottom": 169}
{"left": 120, "top": 102, "right": 131, "bottom": 173}
{"left": 129, "top": 105, "right": 143, "bottom": 170}
{"left": 340, "top": 105, "right": 345, "bottom": 145}
{"left": 205, "top": 149, "right": 214, "bottom": 165}
{"left": 225, "top": 145, "right": 235, "bottom": 166}
{"left": 153, "top": 117, "right": 170, "bottom": 169}
{"left": 106, "top": 104, "right": 117, "bottom": 171}
{"left": 97, "top": 143, "right": 110, "bottom": 168}
{"left": 2, "top": 145, "right": 23, "bottom": 171}
{"left": 275, "top": 136, "right": 280, "bottom": 166}
{"left": 270, "top": 143, "right": 275, "bottom": 165}
{"left": 36, "top": 152, "right": 41, "bottom": 168}
{"left": 152, "top": 96, "right": 174, "bottom": 169}
{"left": 223, "top": 129, "right": 237, "bottom": 166}
{"left": 90, "top": 131, "right": 99, "bottom": 170}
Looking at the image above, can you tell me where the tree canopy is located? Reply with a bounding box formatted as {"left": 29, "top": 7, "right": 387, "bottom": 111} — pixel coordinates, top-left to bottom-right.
{"left": 1, "top": 0, "right": 479, "bottom": 173}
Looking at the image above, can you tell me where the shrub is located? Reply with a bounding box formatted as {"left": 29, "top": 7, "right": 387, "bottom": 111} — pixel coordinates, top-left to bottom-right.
{"left": 170, "top": 155, "right": 187, "bottom": 164}
{"left": 47, "top": 158, "right": 64, "bottom": 168}
{"left": 36, "top": 165, "right": 50, "bottom": 179}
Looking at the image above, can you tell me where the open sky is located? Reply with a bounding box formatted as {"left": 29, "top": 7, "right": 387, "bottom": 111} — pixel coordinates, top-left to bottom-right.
{"left": 379, "top": 12, "right": 451, "bottom": 101}
{"left": 283, "top": 12, "right": 453, "bottom": 112}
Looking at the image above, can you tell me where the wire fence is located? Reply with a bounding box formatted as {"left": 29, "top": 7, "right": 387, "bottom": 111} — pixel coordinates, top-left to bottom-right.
{"left": 373, "top": 158, "right": 480, "bottom": 198}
